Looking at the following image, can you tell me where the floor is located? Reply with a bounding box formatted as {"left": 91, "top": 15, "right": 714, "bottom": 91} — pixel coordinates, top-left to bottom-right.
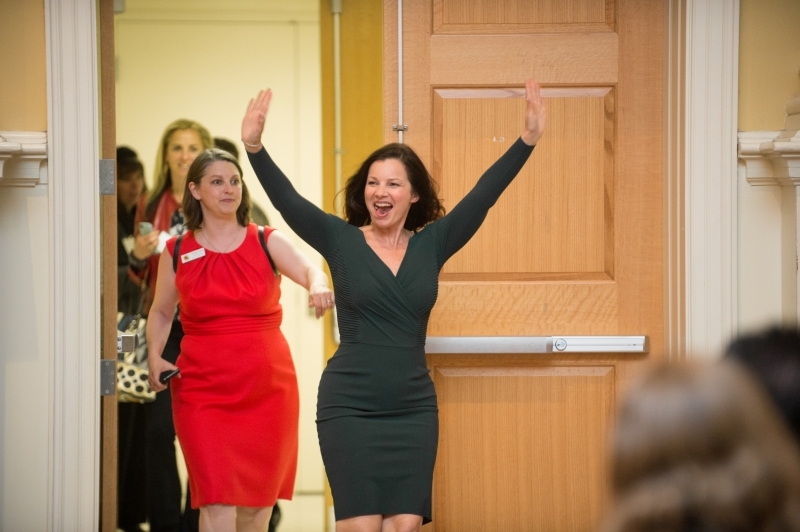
{"left": 124, "top": 494, "right": 326, "bottom": 532}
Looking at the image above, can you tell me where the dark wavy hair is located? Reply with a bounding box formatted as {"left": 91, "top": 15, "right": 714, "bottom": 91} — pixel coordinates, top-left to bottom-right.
{"left": 116, "top": 146, "right": 145, "bottom": 184}
{"left": 182, "top": 149, "right": 251, "bottom": 231}
{"left": 343, "top": 143, "right": 445, "bottom": 231}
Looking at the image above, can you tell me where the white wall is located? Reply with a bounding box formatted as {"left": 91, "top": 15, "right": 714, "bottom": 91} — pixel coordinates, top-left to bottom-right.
{"left": 115, "top": 0, "right": 325, "bottom": 506}
{"left": 0, "top": 185, "right": 50, "bottom": 530}
{"left": 737, "top": 165, "right": 785, "bottom": 333}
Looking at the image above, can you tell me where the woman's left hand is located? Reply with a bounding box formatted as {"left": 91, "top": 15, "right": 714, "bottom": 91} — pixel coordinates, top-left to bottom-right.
{"left": 521, "top": 78, "right": 546, "bottom": 146}
{"left": 308, "top": 284, "right": 335, "bottom": 319}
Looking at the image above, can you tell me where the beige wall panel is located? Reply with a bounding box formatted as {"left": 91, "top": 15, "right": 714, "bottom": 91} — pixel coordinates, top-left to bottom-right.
{"left": 433, "top": 365, "right": 613, "bottom": 532}
{"left": 0, "top": 1, "right": 47, "bottom": 130}
{"left": 0, "top": 188, "right": 50, "bottom": 531}
{"left": 739, "top": 0, "right": 800, "bottom": 131}
{"left": 430, "top": 34, "right": 619, "bottom": 85}
{"left": 436, "top": 91, "right": 608, "bottom": 276}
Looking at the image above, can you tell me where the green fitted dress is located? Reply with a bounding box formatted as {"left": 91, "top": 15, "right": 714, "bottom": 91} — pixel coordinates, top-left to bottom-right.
{"left": 247, "top": 138, "right": 534, "bottom": 523}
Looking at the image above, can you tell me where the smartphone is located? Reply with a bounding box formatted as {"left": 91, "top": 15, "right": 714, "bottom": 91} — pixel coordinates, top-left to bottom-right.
{"left": 159, "top": 368, "right": 180, "bottom": 384}
{"left": 138, "top": 221, "right": 153, "bottom": 235}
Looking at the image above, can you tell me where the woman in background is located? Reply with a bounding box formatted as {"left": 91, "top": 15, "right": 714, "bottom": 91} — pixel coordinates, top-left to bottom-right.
{"left": 116, "top": 146, "right": 148, "bottom": 532}
{"left": 130, "top": 119, "right": 213, "bottom": 532}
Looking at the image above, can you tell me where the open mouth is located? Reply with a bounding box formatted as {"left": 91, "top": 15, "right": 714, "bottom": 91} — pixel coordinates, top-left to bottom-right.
{"left": 373, "top": 202, "right": 392, "bottom": 217}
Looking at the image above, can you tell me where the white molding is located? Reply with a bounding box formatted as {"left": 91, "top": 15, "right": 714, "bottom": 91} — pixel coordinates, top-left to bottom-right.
{"left": 0, "top": 131, "right": 48, "bottom": 187}
{"left": 738, "top": 96, "right": 800, "bottom": 186}
{"left": 738, "top": 130, "right": 783, "bottom": 185}
{"left": 45, "top": 0, "right": 101, "bottom": 530}
{"left": 684, "top": 0, "right": 740, "bottom": 359}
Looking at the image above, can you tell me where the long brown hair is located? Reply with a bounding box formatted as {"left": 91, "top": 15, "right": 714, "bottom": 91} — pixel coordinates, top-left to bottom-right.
{"left": 343, "top": 143, "right": 445, "bottom": 232}
{"left": 182, "top": 149, "right": 251, "bottom": 231}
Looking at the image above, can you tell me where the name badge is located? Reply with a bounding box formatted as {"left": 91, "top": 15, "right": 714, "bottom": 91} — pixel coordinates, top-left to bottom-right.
{"left": 181, "top": 248, "right": 206, "bottom": 264}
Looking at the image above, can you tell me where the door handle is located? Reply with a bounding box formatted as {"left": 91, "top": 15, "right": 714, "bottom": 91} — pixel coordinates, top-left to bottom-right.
{"left": 425, "top": 336, "right": 647, "bottom": 354}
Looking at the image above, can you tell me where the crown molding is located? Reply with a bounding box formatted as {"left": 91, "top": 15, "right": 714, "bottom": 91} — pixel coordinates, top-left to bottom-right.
{"left": 0, "top": 131, "right": 48, "bottom": 187}
{"left": 738, "top": 96, "right": 800, "bottom": 186}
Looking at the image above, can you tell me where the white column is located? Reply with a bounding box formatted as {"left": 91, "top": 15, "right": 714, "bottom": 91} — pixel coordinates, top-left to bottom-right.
{"left": 685, "top": 0, "right": 740, "bottom": 359}
{"left": 45, "top": 0, "right": 101, "bottom": 529}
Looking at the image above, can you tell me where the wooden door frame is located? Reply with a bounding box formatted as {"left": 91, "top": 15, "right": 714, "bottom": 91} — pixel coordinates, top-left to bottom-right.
{"left": 39, "top": 0, "right": 739, "bottom": 528}
{"left": 99, "top": 0, "right": 118, "bottom": 530}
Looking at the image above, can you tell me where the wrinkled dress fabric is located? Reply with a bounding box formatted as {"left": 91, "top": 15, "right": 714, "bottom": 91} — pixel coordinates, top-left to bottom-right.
{"left": 167, "top": 224, "right": 298, "bottom": 508}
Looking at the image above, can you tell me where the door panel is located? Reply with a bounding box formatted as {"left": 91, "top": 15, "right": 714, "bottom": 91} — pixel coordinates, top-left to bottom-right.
{"left": 435, "top": 365, "right": 614, "bottom": 531}
{"left": 433, "top": 0, "right": 613, "bottom": 32}
{"left": 429, "top": 35, "right": 618, "bottom": 84}
{"left": 435, "top": 89, "right": 611, "bottom": 277}
{"left": 385, "top": 0, "right": 664, "bottom": 530}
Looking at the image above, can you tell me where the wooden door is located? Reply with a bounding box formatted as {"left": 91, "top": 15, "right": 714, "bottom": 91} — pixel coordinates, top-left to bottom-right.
{"left": 384, "top": 1, "right": 665, "bottom": 530}
{"left": 100, "top": 0, "right": 118, "bottom": 529}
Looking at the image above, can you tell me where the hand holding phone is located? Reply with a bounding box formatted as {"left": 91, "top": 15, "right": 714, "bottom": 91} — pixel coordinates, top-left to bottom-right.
{"left": 159, "top": 368, "right": 180, "bottom": 384}
{"left": 138, "top": 221, "right": 153, "bottom": 235}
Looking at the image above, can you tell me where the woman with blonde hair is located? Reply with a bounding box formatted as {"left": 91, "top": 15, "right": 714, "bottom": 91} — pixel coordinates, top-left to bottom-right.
{"left": 129, "top": 118, "right": 213, "bottom": 532}
{"left": 602, "top": 361, "right": 800, "bottom": 532}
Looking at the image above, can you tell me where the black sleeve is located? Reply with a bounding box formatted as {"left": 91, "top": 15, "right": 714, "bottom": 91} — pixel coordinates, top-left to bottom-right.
{"left": 247, "top": 147, "right": 342, "bottom": 256}
{"left": 435, "top": 137, "right": 535, "bottom": 266}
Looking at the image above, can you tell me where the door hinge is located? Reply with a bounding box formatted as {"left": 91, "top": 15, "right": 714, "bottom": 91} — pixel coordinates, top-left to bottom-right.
{"left": 99, "top": 159, "right": 115, "bottom": 195}
{"left": 100, "top": 360, "right": 116, "bottom": 396}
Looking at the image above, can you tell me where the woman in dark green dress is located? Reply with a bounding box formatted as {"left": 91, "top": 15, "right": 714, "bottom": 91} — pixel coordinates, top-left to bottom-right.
{"left": 241, "top": 79, "right": 546, "bottom": 532}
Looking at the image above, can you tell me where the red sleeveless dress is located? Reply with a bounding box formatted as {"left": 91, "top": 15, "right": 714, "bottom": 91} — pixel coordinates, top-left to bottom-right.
{"left": 166, "top": 223, "right": 298, "bottom": 508}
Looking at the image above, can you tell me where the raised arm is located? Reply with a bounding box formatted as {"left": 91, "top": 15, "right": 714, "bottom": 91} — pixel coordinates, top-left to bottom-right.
{"left": 436, "top": 79, "right": 546, "bottom": 264}
{"left": 242, "top": 89, "right": 340, "bottom": 255}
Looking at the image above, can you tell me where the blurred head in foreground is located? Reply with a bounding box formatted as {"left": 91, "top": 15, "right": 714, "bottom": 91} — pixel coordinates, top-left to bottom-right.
{"left": 602, "top": 361, "right": 800, "bottom": 532}
{"left": 725, "top": 326, "right": 800, "bottom": 444}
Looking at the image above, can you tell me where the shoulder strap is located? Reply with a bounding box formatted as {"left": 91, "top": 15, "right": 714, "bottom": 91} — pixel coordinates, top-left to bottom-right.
{"left": 258, "top": 226, "right": 280, "bottom": 277}
{"left": 172, "top": 233, "right": 184, "bottom": 273}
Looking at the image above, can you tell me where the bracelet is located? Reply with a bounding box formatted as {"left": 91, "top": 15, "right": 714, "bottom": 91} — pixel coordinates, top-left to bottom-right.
{"left": 242, "top": 140, "right": 261, "bottom": 148}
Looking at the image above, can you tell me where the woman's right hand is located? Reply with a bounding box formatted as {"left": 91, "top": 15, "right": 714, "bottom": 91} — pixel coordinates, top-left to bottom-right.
{"left": 132, "top": 230, "right": 160, "bottom": 260}
{"left": 241, "top": 89, "right": 272, "bottom": 152}
{"left": 148, "top": 354, "right": 179, "bottom": 393}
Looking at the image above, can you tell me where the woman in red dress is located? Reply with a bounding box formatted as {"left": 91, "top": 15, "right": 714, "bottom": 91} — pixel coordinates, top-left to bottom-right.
{"left": 147, "top": 148, "right": 334, "bottom": 532}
